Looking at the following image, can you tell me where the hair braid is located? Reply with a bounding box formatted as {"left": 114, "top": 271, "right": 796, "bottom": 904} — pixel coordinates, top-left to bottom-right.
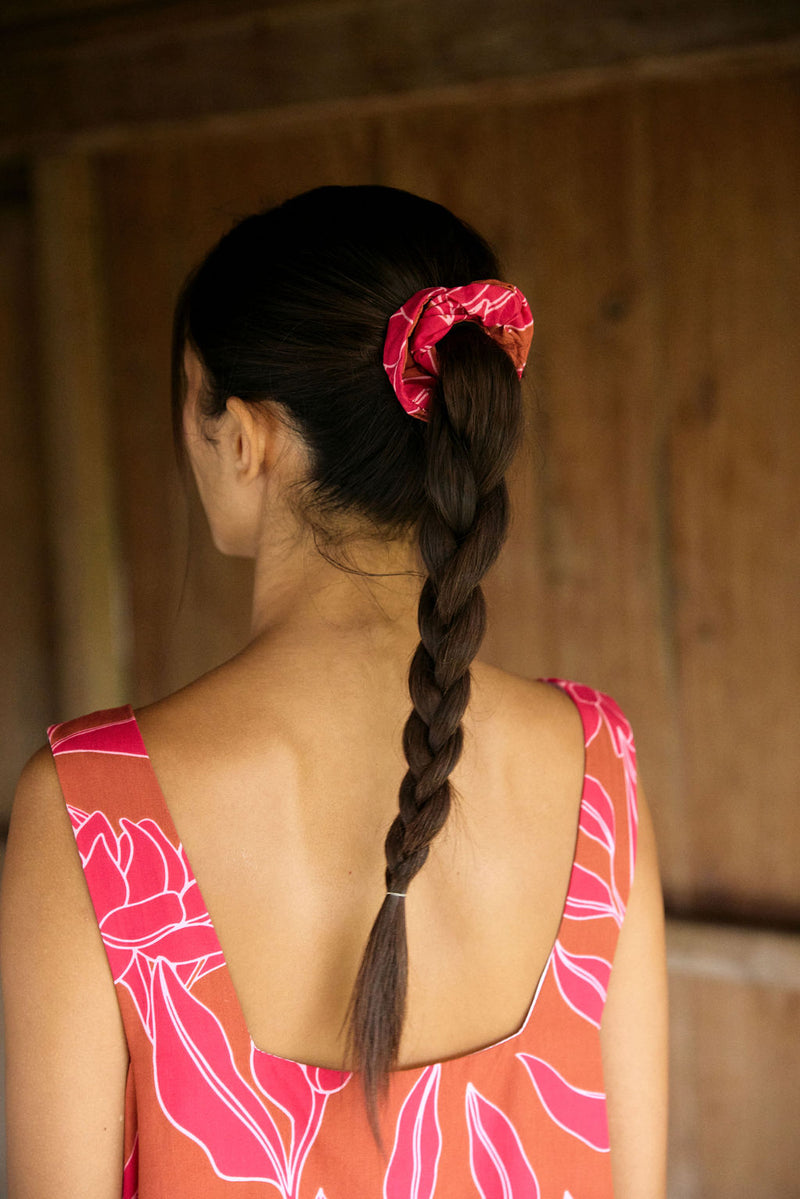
{"left": 348, "top": 322, "right": 523, "bottom": 1131}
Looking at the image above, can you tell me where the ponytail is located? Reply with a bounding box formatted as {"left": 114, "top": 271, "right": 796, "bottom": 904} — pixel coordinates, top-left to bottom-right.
{"left": 348, "top": 322, "right": 523, "bottom": 1128}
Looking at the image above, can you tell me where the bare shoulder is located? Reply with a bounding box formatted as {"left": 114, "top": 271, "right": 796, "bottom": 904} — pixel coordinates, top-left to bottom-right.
{"left": 2, "top": 742, "right": 109, "bottom": 939}
{"left": 466, "top": 662, "right": 587, "bottom": 836}
{"left": 1, "top": 742, "right": 107, "bottom": 995}
{"left": 3, "top": 744, "right": 76, "bottom": 886}
{"left": 133, "top": 661, "right": 252, "bottom": 764}
{"left": 470, "top": 660, "right": 584, "bottom": 757}
{"left": 11, "top": 740, "right": 60, "bottom": 805}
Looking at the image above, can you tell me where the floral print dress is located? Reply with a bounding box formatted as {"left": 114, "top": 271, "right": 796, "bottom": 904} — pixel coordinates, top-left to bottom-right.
{"left": 47, "top": 680, "right": 638, "bottom": 1199}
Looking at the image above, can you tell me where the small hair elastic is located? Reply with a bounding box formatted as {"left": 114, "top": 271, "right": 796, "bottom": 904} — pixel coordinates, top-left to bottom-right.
{"left": 382, "top": 279, "right": 534, "bottom": 421}
{"left": 386, "top": 891, "right": 407, "bottom": 899}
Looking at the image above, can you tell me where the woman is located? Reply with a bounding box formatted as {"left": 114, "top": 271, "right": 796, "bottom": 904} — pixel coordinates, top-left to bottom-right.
{"left": 1, "top": 185, "right": 667, "bottom": 1197}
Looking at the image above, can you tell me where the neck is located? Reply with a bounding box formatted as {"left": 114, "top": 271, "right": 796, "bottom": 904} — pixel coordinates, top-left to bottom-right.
{"left": 246, "top": 525, "right": 424, "bottom": 673}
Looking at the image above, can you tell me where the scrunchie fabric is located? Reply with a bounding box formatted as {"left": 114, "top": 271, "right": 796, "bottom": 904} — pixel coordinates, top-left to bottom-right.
{"left": 382, "top": 280, "right": 534, "bottom": 420}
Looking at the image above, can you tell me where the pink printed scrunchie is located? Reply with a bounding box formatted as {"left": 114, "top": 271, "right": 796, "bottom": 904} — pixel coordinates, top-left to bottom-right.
{"left": 382, "top": 279, "right": 534, "bottom": 420}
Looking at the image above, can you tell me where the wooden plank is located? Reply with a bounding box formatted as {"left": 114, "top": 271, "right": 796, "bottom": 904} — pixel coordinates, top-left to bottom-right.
{"left": 667, "top": 919, "right": 800, "bottom": 989}
{"left": 2, "top": 1, "right": 800, "bottom": 154}
{"left": 0, "top": 199, "right": 55, "bottom": 829}
{"left": 34, "top": 154, "right": 128, "bottom": 719}
{"left": 648, "top": 70, "right": 800, "bottom": 921}
{"left": 503, "top": 87, "right": 689, "bottom": 893}
{"left": 666, "top": 919, "right": 800, "bottom": 1194}
{"left": 668, "top": 967, "right": 800, "bottom": 1197}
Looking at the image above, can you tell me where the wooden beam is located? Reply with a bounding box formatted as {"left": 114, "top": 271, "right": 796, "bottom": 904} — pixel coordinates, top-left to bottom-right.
{"left": 2, "top": 0, "right": 800, "bottom": 155}
{"left": 35, "top": 154, "right": 128, "bottom": 719}
{"left": 666, "top": 919, "right": 800, "bottom": 990}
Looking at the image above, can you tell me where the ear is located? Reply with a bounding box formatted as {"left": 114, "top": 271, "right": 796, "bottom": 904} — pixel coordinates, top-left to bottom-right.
{"left": 224, "top": 397, "right": 269, "bottom": 484}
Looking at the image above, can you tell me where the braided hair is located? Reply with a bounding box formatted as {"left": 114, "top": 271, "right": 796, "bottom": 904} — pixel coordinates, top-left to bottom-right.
{"left": 172, "top": 185, "right": 524, "bottom": 1125}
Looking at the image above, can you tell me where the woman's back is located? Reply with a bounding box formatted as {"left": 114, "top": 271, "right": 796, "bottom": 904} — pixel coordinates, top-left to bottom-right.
{"left": 134, "top": 654, "right": 585, "bottom": 1072}
{"left": 39, "top": 662, "right": 641, "bottom": 1197}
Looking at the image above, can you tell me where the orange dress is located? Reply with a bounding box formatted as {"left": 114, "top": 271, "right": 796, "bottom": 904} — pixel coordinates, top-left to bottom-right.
{"left": 47, "top": 679, "right": 638, "bottom": 1198}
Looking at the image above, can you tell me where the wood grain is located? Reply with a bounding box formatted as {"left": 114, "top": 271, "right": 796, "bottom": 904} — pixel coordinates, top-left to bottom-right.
{"left": 669, "top": 967, "right": 800, "bottom": 1196}
{"left": 0, "top": 200, "right": 54, "bottom": 828}
{"left": 667, "top": 919, "right": 800, "bottom": 989}
{"left": 2, "top": 1, "right": 800, "bottom": 153}
{"left": 34, "top": 154, "right": 128, "bottom": 720}
{"left": 648, "top": 71, "right": 800, "bottom": 921}
{"left": 94, "top": 120, "right": 381, "bottom": 703}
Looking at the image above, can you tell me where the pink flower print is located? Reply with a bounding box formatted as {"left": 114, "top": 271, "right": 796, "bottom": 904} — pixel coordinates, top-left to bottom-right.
{"left": 545, "top": 680, "right": 636, "bottom": 774}
{"left": 551, "top": 941, "right": 611, "bottom": 1028}
{"left": 250, "top": 1050, "right": 350, "bottom": 1193}
{"left": 581, "top": 775, "right": 616, "bottom": 857}
{"left": 151, "top": 959, "right": 288, "bottom": 1186}
{"left": 151, "top": 959, "right": 349, "bottom": 1193}
{"left": 547, "top": 681, "right": 639, "bottom": 887}
{"left": 305, "top": 1064, "right": 352, "bottom": 1094}
{"left": 581, "top": 776, "right": 625, "bottom": 917}
{"left": 595, "top": 696, "right": 638, "bottom": 888}
{"left": 465, "top": 1083, "right": 541, "bottom": 1198}
{"left": 563, "top": 861, "right": 624, "bottom": 927}
{"left": 383, "top": 1065, "right": 442, "bottom": 1199}
{"left": 122, "top": 1133, "right": 138, "bottom": 1199}
{"left": 517, "top": 1055, "right": 609, "bottom": 1152}
{"left": 151, "top": 959, "right": 347, "bottom": 1194}
{"left": 68, "top": 806, "right": 224, "bottom": 1033}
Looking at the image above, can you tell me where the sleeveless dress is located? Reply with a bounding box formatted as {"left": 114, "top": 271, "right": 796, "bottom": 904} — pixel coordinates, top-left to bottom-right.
{"left": 47, "top": 679, "right": 638, "bottom": 1199}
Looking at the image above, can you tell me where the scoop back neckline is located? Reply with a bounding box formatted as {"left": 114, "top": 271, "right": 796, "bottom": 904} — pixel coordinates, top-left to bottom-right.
{"left": 126, "top": 678, "right": 591, "bottom": 1078}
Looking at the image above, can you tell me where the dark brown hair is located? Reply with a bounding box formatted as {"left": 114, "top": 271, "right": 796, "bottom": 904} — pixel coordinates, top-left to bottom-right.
{"left": 172, "top": 185, "right": 524, "bottom": 1126}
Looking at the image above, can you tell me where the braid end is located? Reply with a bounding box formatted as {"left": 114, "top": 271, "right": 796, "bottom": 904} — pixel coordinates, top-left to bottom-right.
{"left": 346, "top": 892, "right": 409, "bottom": 1148}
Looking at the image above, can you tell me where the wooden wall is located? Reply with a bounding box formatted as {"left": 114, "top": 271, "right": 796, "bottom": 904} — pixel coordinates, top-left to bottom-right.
{"left": 0, "top": 183, "right": 53, "bottom": 814}
{"left": 1, "top": 4, "right": 799, "bottom": 1194}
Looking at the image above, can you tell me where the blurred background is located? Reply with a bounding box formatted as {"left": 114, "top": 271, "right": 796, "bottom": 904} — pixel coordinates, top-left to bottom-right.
{"left": 1, "top": 0, "right": 799, "bottom": 1194}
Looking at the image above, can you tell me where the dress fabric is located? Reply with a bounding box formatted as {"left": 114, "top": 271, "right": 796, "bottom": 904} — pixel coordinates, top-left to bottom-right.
{"left": 47, "top": 679, "right": 638, "bottom": 1199}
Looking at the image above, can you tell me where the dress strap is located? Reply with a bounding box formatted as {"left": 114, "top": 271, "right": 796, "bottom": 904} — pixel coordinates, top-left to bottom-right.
{"left": 47, "top": 706, "right": 225, "bottom": 997}
{"left": 48, "top": 705, "right": 166, "bottom": 826}
{"left": 541, "top": 679, "right": 640, "bottom": 1033}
